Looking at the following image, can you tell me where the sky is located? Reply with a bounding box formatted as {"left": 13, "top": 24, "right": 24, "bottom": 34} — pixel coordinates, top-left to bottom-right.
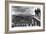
{"left": 11, "top": 6, "right": 35, "bottom": 15}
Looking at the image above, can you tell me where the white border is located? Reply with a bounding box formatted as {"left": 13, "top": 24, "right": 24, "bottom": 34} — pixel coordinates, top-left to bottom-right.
{"left": 9, "top": 3, "right": 43, "bottom": 31}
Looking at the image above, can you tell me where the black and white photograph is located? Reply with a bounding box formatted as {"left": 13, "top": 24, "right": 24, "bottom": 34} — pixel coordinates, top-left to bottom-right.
{"left": 12, "top": 6, "right": 41, "bottom": 27}
{"left": 9, "top": 3, "right": 44, "bottom": 32}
